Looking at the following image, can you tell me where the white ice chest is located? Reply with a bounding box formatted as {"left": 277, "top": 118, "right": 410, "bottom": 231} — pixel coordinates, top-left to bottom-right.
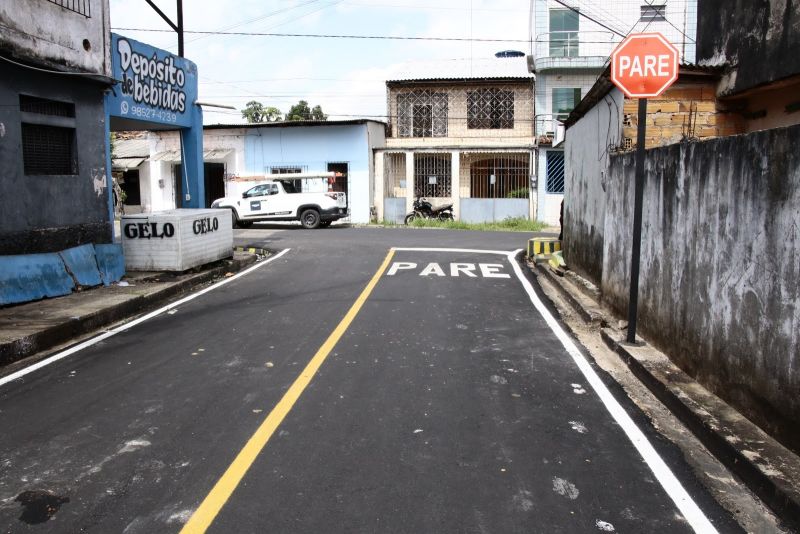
{"left": 121, "top": 209, "right": 233, "bottom": 271}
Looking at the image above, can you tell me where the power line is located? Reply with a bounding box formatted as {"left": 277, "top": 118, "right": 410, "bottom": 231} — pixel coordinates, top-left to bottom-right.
{"left": 548, "top": 0, "right": 626, "bottom": 38}
{"left": 110, "top": 27, "right": 531, "bottom": 43}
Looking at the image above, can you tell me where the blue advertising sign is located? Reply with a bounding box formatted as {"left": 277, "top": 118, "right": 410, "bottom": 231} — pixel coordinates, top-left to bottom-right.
{"left": 108, "top": 33, "right": 198, "bottom": 128}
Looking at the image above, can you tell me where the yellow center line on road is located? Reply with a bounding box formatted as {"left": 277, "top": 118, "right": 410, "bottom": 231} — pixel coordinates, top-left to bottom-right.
{"left": 180, "top": 248, "right": 396, "bottom": 534}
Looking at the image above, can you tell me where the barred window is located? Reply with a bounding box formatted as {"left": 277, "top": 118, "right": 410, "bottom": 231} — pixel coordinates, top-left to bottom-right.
{"left": 414, "top": 153, "right": 451, "bottom": 197}
{"left": 467, "top": 88, "right": 514, "bottom": 129}
{"left": 20, "top": 94, "right": 75, "bottom": 117}
{"left": 397, "top": 91, "right": 448, "bottom": 138}
{"left": 546, "top": 151, "right": 565, "bottom": 194}
{"left": 45, "top": 0, "right": 91, "bottom": 17}
{"left": 20, "top": 94, "right": 78, "bottom": 175}
{"left": 22, "top": 124, "right": 77, "bottom": 175}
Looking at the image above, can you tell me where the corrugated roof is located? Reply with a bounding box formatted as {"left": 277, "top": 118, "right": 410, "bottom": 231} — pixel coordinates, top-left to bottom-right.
{"left": 203, "top": 119, "right": 386, "bottom": 129}
{"left": 112, "top": 138, "right": 149, "bottom": 158}
{"left": 386, "top": 57, "right": 532, "bottom": 83}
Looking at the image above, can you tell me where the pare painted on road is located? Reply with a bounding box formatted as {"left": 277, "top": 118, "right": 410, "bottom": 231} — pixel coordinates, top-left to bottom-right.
{"left": 386, "top": 262, "right": 510, "bottom": 278}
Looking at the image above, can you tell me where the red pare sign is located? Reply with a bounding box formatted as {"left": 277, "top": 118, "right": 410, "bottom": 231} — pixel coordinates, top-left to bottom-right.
{"left": 610, "top": 33, "right": 679, "bottom": 98}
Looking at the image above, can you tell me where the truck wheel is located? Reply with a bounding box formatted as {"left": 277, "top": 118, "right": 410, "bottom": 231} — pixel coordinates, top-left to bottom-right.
{"left": 230, "top": 209, "right": 241, "bottom": 229}
{"left": 300, "top": 209, "right": 321, "bottom": 229}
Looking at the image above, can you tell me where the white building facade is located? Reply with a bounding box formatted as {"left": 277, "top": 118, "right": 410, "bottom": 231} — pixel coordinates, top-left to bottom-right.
{"left": 530, "top": 0, "right": 697, "bottom": 224}
{"left": 113, "top": 120, "right": 386, "bottom": 224}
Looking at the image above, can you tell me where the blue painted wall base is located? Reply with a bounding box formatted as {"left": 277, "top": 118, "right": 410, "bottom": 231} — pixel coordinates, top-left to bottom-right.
{"left": 94, "top": 244, "right": 125, "bottom": 285}
{"left": 0, "top": 244, "right": 125, "bottom": 306}
{"left": 59, "top": 244, "right": 103, "bottom": 287}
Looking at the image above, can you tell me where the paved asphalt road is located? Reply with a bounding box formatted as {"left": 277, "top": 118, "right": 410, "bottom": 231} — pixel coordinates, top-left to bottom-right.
{"left": 0, "top": 226, "right": 742, "bottom": 533}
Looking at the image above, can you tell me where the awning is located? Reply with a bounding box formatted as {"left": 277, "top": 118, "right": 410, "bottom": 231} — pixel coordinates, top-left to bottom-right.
{"left": 151, "top": 149, "right": 233, "bottom": 161}
{"left": 112, "top": 157, "right": 146, "bottom": 169}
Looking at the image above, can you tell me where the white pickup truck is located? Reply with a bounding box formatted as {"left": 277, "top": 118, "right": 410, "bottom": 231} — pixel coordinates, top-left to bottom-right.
{"left": 211, "top": 179, "right": 347, "bottom": 229}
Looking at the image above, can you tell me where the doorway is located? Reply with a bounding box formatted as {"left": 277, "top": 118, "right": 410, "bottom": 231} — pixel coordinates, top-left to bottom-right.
{"left": 327, "top": 162, "right": 349, "bottom": 212}
{"left": 174, "top": 162, "right": 226, "bottom": 208}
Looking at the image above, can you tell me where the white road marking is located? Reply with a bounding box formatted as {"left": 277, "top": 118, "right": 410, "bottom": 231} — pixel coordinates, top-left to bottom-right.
{"left": 505, "top": 249, "right": 718, "bottom": 533}
{"left": 0, "top": 248, "right": 291, "bottom": 388}
{"left": 389, "top": 246, "right": 717, "bottom": 532}
{"left": 392, "top": 247, "right": 510, "bottom": 255}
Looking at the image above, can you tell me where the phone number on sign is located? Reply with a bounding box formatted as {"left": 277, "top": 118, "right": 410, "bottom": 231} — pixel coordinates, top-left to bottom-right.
{"left": 128, "top": 105, "right": 178, "bottom": 123}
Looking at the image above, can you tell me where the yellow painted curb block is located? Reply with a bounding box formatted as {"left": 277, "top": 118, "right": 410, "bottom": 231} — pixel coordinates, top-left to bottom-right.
{"left": 527, "top": 238, "right": 561, "bottom": 258}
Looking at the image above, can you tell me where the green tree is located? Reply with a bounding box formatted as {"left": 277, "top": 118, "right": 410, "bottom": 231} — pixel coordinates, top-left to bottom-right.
{"left": 241, "top": 101, "right": 283, "bottom": 123}
{"left": 285, "top": 100, "right": 327, "bottom": 121}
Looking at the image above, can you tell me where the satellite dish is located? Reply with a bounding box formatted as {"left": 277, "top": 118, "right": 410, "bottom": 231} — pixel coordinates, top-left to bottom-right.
{"left": 495, "top": 50, "right": 525, "bottom": 58}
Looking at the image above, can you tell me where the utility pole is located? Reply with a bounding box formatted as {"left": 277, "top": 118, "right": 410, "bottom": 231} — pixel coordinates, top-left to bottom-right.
{"left": 144, "top": 0, "right": 185, "bottom": 57}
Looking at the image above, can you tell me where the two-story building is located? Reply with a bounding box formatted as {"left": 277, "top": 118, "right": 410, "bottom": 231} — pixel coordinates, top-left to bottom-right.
{"left": 529, "top": 0, "right": 698, "bottom": 224}
{"left": 374, "top": 57, "right": 535, "bottom": 224}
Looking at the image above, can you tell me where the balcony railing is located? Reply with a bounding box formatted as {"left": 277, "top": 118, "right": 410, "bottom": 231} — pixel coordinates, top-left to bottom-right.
{"left": 531, "top": 31, "right": 617, "bottom": 71}
{"left": 534, "top": 114, "right": 566, "bottom": 146}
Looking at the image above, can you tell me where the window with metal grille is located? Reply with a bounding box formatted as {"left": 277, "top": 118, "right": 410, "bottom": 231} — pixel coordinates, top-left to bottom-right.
{"left": 640, "top": 4, "right": 666, "bottom": 22}
{"left": 414, "top": 153, "right": 451, "bottom": 197}
{"left": 45, "top": 0, "right": 92, "bottom": 17}
{"left": 467, "top": 89, "right": 514, "bottom": 129}
{"left": 546, "top": 151, "right": 565, "bottom": 194}
{"left": 397, "top": 91, "right": 448, "bottom": 138}
{"left": 19, "top": 94, "right": 75, "bottom": 117}
{"left": 22, "top": 124, "right": 77, "bottom": 175}
{"left": 468, "top": 154, "right": 529, "bottom": 199}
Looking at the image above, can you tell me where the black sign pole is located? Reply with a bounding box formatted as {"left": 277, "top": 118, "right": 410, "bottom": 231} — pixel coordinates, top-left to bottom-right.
{"left": 626, "top": 97, "right": 648, "bottom": 343}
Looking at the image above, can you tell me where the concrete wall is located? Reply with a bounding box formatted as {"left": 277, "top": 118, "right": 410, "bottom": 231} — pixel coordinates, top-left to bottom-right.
{"left": 600, "top": 124, "right": 800, "bottom": 450}
{"left": 0, "top": 61, "right": 111, "bottom": 255}
{"left": 563, "top": 88, "right": 624, "bottom": 285}
{"left": 0, "top": 0, "right": 110, "bottom": 76}
{"left": 697, "top": 0, "right": 800, "bottom": 96}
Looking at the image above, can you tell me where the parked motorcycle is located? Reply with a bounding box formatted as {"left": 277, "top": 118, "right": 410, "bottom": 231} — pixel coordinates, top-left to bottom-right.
{"left": 404, "top": 196, "right": 454, "bottom": 224}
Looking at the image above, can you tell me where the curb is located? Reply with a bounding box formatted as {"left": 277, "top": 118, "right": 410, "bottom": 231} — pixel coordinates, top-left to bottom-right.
{"left": 528, "top": 261, "right": 800, "bottom": 531}
{"left": 600, "top": 329, "right": 800, "bottom": 531}
{"left": 0, "top": 253, "right": 258, "bottom": 369}
{"left": 531, "top": 261, "right": 604, "bottom": 324}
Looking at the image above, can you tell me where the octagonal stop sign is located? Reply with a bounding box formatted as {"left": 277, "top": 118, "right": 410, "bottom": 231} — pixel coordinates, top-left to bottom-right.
{"left": 610, "top": 33, "right": 679, "bottom": 98}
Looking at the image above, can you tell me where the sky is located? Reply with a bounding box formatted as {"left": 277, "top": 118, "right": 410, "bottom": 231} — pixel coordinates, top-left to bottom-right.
{"left": 108, "top": 0, "right": 532, "bottom": 125}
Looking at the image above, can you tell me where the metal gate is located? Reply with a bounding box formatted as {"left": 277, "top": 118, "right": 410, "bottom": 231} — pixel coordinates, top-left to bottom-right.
{"left": 383, "top": 153, "right": 406, "bottom": 224}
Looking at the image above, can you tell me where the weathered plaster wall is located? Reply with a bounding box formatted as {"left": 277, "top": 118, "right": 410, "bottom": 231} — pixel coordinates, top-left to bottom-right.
{"left": 0, "top": 0, "right": 110, "bottom": 76}
{"left": 602, "top": 124, "right": 800, "bottom": 450}
{"left": 0, "top": 62, "right": 111, "bottom": 255}
{"left": 563, "top": 88, "right": 624, "bottom": 285}
{"left": 697, "top": 0, "right": 800, "bottom": 95}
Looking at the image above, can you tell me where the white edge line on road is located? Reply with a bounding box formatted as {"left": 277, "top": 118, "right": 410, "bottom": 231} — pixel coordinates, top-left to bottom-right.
{"left": 391, "top": 247, "right": 510, "bottom": 255}
{"left": 505, "top": 249, "right": 718, "bottom": 534}
{"left": 0, "top": 248, "right": 292, "bottom": 389}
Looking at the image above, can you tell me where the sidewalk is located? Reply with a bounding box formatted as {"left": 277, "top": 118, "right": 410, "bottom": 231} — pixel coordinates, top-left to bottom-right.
{"left": 529, "top": 259, "right": 800, "bottom": 532}
{"left": 0, "top": 249, "right": 262, "bottom": 374}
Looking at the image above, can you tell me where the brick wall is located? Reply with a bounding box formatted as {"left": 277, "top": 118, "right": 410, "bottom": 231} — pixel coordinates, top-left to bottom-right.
{"left": 622, "top": 81, "right": 745, "bottom": 149}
